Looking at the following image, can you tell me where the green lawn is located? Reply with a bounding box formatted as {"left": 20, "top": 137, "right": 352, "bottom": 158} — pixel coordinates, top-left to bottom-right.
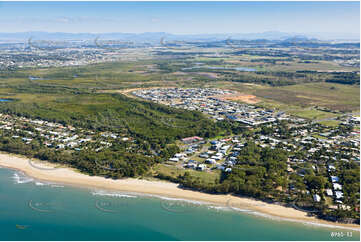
{"left": 153, "top": 164, "right": 221, "bottom": 184}
{"left": 288, "top": 109, "right": 338, "bottom": 120}
{"left": 318, "top": 120, "right": 341, "bottom": 127}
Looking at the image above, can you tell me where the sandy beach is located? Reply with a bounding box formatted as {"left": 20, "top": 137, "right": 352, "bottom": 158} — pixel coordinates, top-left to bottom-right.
{"left": 0, "top": 152, "right": 359, "bottom": 231}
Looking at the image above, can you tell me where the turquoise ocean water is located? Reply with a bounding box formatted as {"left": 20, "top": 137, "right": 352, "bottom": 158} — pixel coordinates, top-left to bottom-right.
{"left": 0, "top": 167, "right": 359, "bottom": 241}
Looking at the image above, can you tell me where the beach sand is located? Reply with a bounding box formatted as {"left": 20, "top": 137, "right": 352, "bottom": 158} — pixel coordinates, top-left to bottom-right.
{"left": 0, "top": 152, "right": 359, "bottom": 231}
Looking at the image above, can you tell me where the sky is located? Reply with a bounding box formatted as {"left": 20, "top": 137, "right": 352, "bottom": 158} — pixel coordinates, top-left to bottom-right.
{"left": 0, "top": 1, "right": 359, "bottom": 35}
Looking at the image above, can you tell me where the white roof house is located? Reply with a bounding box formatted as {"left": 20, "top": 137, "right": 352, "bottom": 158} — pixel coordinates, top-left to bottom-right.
{"left": 325, "top": 189, "right": 333, "bottom": 196}
{"left": 335, "top": 191, "right": 344, "bottom": 199}
{"left": 328, "top": 165, "right": 336, "bottom": 171}
{"left": 197, "top": 164, "right": 207, "bottom": 171}
{"left": 174, "top": 153, "right": 185, "bottom": 158}
{"left": 333, "top": 183, "right": 343, "bottom": 190}
{"left": 313, "top": 194, "right": 321, "bottom": 202}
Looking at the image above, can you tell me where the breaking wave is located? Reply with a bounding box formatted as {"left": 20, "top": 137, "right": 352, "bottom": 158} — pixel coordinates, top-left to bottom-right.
{"left": 91, "top": 190, "right": 137, "bottom": 198}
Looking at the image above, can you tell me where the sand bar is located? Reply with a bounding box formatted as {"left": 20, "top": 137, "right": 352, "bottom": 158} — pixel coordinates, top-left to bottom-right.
{"left": 0, "top": 152, "right": 359, "bottom": 231}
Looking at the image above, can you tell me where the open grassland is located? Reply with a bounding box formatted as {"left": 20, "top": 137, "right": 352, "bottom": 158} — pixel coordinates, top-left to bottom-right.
{"left": 205, "top": 81, "right": 359, "bottom": 112}
{"left": 318, "top": 120, "right": 342, "bottom": 127}
{"left": 0, "top": 61, "right": 172, "bottom": 91}
{"left": 152, "top": 163, "right": 221, "bottom": 185}
{"left": 247, "top": 83, "right": 359, "bottom": 112}
{"left": 0, "top": 60, "right": 359, "bottom": 116}
{"left": 287, "top": 109, "right": 338, "bottom": 120}
{"left": 201, "top": 81, "right": 359, "bottom": 121}
{"left": 220, "top": 53, "right": 359, "bottom": 72}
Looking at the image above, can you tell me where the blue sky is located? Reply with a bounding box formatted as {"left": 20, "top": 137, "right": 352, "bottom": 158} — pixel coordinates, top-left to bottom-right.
{"left": 0, "top": 1, "right": 359, "bottom": 35}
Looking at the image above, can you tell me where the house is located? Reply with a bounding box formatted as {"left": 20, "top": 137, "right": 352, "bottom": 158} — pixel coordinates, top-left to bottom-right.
{"left": 182, "top": 136, "right": 204, "bottom": 144}
{"left": 325, "top": 189, "right": 333, "bottom": 196}
{"left": 313, "top": 194, "right": 321, "bottom": 202}
{"left": 205, "top": 158, "right": 216, "bottom": 164}
{"left": 229, "top": 157, "right": 237, "bottom": 162}
{"left": 333, "top": 183, "right": 342, "bottom": 190}
{"left": 185, "top": 149, "right": 195, "bottom": 155}
{"left": 199, "top": 153, "right": 209, "bottom": 158}
{"left": 210, "top": 143, "right": 222, "bottom": 150}
{"left": 335, "top": 191, "right": 344, "bottom": 199}
{"left": 174, "top": 153, "right": 186, "bottom": 160}
{"left": 196, "top": 164, "right": 207, "bottom": 171}
{"left": 328, "top": 165, "right": 336, "bottom": 172}
{"left": 211, "top": 155, "right": 220, "bottom": 160}
{"left": 330, "top": 176, "right": 339, "bottom": 183}
{"left": 212, "top": 153, "right": 223, "bottom": 160}
{"left": 185, "top": 162, "right": 197, "bottom": 169}
{"left": 67, "top": 142, "right": 78, "bottom": 148}
{"left": 221, "top": 144, "right": 231, "bottom": 150}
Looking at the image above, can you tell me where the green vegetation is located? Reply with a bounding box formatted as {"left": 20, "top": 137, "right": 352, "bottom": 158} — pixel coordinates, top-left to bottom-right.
{"left": 153, "top": 164, "right": 221, "bottom": 185}
{"left": 0, "top": 51, "right": 359, "bottom": 224}
{"left": 253, "top": 83, "right": 360, "bottom": 112}
{"left": 318, "top": 120, "right": 341, "bottom": 127}
{"left": 175, "top": 142, "right": 288, "bottom": 199}
{"left": 0, "top": 80, "right": 247, "bottom": 178}
{"left": 288, "top": 109, "right": 337, "bottom": 120}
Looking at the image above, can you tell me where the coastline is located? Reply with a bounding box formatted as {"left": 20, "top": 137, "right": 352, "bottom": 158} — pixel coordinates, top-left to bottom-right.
{"left": 0, "top": 152, "right": 359, "bottom": 231}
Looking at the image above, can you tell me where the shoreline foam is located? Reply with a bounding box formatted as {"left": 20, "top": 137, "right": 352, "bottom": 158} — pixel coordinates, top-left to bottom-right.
{"left": 0, "top": 152, "right": 359, "bottom": 231}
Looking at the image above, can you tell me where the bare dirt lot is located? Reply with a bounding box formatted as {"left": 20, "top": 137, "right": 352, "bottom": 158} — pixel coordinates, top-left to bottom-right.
{"left": 219, "top": 93, "right": 260, "bottom": 104}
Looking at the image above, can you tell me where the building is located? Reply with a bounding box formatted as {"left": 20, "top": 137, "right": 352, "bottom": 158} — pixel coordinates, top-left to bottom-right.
{"left": 333, "top": 183, "right": 343, "bottom": 190}
{"left": 335, "top": 191, "right": 344, "bottom": 199}
{"left": 325, "top": 189, "right": 333, "bottom": 196}
{"left": 182, "top": 136, "right": 204, "bottom": 144}
{"left": 313, "top": 194, "right": 321, "bottom": 202}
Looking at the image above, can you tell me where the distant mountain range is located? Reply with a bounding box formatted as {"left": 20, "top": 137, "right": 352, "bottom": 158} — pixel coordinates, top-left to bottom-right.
{"left": 0, "top": 31, "right": 358, "bottom": 42}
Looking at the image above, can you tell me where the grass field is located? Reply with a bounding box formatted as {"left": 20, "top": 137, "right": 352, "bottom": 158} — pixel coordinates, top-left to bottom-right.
{"left": 152, "top": 164, "right": 221, "bottom": 184}
{"left": 214, "top": 82, "right": 359, "bottom": 113}
{"left": 0, "top": 59, "right": 359, "bottom": 117}
{"left": 287, "top": 109, "right": 338, "bottom": 120}
{"left": 318, "top": 120, "right": 342, "bottom": 127}
{"left": 255, "top": 83, "right": 359, "bottom": 112}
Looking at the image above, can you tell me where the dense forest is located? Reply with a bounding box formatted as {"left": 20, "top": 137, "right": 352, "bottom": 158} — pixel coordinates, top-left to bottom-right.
{"left": 0, "top": 91, "right": 245, "bottom": 178}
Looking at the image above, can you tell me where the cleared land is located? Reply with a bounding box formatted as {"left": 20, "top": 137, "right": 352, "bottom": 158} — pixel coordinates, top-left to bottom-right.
{"left": 212, "top": 82, "right": 360, "bottom": 113}
{"left": 218, "top": 93, "right": 260, "bottom": 104}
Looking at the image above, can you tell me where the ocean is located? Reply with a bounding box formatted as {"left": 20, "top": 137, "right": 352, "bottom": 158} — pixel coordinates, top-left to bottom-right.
{"left": 0, "top": 167, "right": 359, "bottom": 241}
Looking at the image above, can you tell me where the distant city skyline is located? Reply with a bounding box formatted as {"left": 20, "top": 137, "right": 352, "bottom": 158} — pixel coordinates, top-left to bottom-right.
{"left": 0, "top": 1, "right": 359, "bottom": 38}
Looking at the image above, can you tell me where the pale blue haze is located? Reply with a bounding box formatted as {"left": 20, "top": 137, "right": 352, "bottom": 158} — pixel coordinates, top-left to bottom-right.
{"left": 0, "top": 1, "right": 359, "bottom": 37}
